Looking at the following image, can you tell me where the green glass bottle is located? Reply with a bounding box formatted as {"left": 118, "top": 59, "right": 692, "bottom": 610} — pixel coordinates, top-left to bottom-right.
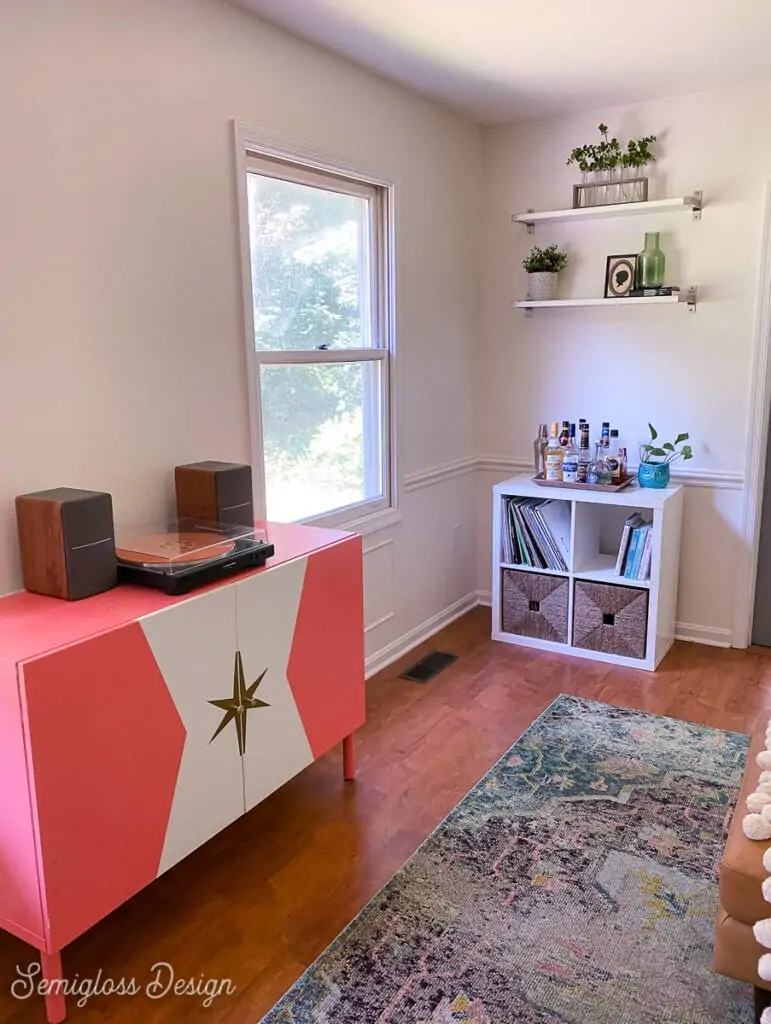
{"left": 636, "top": 231, "right": 665, "bottom": 289}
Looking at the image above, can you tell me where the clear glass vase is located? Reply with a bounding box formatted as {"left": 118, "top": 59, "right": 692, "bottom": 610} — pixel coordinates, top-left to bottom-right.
{"left": 636, "top": 231, "right": 665, "bottom": 288}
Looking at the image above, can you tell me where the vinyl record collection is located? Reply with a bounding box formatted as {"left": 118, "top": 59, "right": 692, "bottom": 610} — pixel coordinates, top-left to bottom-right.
{"left": 502, "top": 497, "right": 571, "bottom": 572}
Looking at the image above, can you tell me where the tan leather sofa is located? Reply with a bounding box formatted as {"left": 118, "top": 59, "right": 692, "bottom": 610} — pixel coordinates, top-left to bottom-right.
{"left": 716, "top": 713, "right": 771, "bottom": 1020}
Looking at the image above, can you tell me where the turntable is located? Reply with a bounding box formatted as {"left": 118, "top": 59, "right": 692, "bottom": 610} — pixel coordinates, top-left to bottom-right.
{"left": 116, "top": 519, "right": 274, "bottom": 595}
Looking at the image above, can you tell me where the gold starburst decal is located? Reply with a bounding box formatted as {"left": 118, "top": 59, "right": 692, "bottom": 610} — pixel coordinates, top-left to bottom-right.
{"left": 208, "top": 651, "right": 270, "bottom": 757}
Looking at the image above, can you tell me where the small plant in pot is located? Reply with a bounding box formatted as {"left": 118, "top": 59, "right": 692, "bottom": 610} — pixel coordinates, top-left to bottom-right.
{"left": 638, "top": 423, "right": 693, "bottom": 488}
{"left": 523, "top": 245, "right": 569, "bottom": 301}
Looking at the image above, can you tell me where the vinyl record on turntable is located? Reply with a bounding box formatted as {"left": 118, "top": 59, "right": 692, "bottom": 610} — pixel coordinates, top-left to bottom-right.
{"left": 116, "top": 530, "right": 237, "bottom": 569}
{"left": 115, "top": 519, "right": 274, "bottom": 595}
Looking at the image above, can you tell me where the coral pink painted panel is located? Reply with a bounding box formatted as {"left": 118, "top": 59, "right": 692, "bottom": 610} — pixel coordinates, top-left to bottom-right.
{"left": 0, "top": 523, "right": 352, "bottom": 665}
{"left": 287, "top": 536, "right": 365, "bottom": 758}
{"left": 0, "top": 659, "right": 44, "bottom": 945}
{"left": 19, "top": 624, "right": 185, "bottom": 950}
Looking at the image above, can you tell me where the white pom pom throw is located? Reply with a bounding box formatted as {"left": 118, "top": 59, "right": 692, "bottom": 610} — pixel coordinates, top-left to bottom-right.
{"left": 743, "top": 814, "right": 771, "bottom": 840}
{"left": 749, "top": 792, "right": 771, "bottom": 813}
{"left": 758, "top": 751, "right": 771, "bottom": 771}
{"left": 755, "top": 919, "right": 771, "bottom": 949}
{"left": 760, "top": 955, "right": 771, "bottom": 983}
{"left": 763, "top": 878, "right": 771, "bottom": 904}
{"left": 762, "top": 1006, "right": 771, "bottom": 1024}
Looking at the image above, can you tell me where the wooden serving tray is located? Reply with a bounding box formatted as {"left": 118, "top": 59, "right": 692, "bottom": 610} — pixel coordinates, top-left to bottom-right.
{"left": 533, "top": 473, "right": 635, "bottom": 493}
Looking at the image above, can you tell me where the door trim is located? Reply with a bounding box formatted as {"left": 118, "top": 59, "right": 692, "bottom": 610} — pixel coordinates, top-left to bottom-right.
{"left": 735, "top": 178, "right": 771, "bottom": 647}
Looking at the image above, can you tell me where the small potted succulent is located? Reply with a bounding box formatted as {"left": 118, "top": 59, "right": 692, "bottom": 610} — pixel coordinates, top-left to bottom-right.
{"left": 522, "top": 245, "right": 569, "bottom": 301}
{"left": 638, "top": 424, "right": 693, "bottom": 488}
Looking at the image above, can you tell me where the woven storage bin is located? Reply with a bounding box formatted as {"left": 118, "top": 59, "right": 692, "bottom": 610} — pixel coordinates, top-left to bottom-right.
{"left": 573, "top": 580, "right": 648, "bottom": 660}
{"left": 501, "top": 570, "right": 568, "bottom": 644}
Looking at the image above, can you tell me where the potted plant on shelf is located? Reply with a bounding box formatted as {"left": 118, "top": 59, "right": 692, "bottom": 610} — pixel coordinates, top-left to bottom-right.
{"left": 638, "top": 424, "right": 693, "bottom": 488}
{"left": 567, "top": 124, "right": 657, "bottom": 207}
{"left": 522, "top": 245, "right": 569, "bottom": 301}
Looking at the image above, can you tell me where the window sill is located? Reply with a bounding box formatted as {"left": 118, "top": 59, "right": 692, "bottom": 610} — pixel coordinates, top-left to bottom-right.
{"left": 305, "top": 506, "right": 403, "bottom": 537}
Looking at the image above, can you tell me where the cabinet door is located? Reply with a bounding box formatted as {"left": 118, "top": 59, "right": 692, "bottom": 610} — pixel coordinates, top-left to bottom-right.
{"left": 0, "top": 661, "right": 45, "bottom": 945}
{"left": 20, "top": 623, "right": 188, "bottom": 950}
{"left": 139, "top": 587, "right": 244, "bottom": 875}
{"left": 234, "top": 558, "right": 314, "bottom": 811}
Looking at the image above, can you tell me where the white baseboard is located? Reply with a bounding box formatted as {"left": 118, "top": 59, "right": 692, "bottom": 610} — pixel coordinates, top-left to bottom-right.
{"left": 674, "top": 621, "right": 733, "bottom": 648}
{"left": 365, "top": 596, "right": 734, "bottom": 680}
{"left": 365, "top": 592, "right": 479, "bottom": 678}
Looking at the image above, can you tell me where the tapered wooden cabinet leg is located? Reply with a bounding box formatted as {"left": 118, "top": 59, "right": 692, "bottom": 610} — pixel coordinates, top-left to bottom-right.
{"left": 41, "top": 951, "right": 66, "bottom": 1023}
{"left": 343, "top": 732, "right": 356, "bottom": 781}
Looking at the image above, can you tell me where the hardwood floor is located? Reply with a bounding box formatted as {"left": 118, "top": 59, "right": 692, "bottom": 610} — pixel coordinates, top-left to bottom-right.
{"left": 2, "top": 607, "right": 769, "bottom": 1023}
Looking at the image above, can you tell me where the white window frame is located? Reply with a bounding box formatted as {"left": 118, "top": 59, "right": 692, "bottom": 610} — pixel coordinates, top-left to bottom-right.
{"left": 233, "top": 121, "right": 399, "bottom": 533}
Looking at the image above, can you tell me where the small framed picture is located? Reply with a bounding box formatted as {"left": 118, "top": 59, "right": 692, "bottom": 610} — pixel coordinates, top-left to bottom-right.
{"left": 605, "top": 254, "right": 637, "bottom": 298}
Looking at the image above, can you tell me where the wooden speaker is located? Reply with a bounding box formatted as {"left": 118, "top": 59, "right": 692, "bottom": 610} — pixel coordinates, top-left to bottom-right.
{"left": 174, "top": 461, "right": 254, "bottom": 527}
{"left": 15, "top": 488, "right": 117, "bottom": 600}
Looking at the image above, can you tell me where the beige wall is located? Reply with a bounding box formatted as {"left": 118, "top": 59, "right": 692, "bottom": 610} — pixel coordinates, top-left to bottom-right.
{"left": 477, "top": 86, "right": 771, "bottom": 644}
{"left": 6, "top": 1, "right": 765, "bottom": 654}
{"left": 1, "top": 0, "right": 482, "bottom": 664}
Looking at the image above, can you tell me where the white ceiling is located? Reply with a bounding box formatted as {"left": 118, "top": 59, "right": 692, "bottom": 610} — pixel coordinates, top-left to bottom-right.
{"left": 233, "top": 0, "right": 771, "bottom": 124}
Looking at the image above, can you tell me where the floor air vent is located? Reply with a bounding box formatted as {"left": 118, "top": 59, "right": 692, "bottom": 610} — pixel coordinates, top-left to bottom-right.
{"left": 399, "top": 650, "right": 458, "bottom": 684}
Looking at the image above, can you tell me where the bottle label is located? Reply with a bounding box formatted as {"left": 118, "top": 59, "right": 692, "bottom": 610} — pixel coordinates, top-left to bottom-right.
{"left": 577, "top": 463, "right": 587, "bottom": 484}
{"left": 562, "top": 457, "right": 578, "bottom": 483}
{"left": 607, "top": 456, "right": 621, "bottom": 481}
{"left": 545, "top": 452, "right": 563, "bottom": 481}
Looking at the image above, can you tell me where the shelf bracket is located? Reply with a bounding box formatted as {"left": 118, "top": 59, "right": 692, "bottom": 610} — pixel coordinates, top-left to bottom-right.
{"left": 692, "top": 190, "right": 703, "bottom": 221}
{"left": 526, "top": 209, "right": 535, "bottom": 235}
{"left": 524, "top": 307, "right": 534, "bottom": 318}
{"left": 685, "top": 286, "right": 698, "bottom": 312}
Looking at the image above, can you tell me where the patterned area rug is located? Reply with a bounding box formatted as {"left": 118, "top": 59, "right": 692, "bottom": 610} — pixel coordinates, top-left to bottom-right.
{"left": 260, "top": 695, "right": 753, "bottom": 1023}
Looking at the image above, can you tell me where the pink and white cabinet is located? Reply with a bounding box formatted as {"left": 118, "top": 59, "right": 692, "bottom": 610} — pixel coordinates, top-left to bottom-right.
{"left": 0, "top": 523, "right": 365, "bottom": 1022}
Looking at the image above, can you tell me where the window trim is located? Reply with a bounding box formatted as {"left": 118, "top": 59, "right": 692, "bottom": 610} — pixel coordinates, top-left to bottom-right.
{"left": 233, "top": 121, "right": 398, "bottom": 532}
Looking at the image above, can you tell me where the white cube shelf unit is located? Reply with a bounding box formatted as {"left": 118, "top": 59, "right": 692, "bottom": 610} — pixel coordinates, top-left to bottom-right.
{"left": 491, "top": 475, "right": 684, "bottom": 671}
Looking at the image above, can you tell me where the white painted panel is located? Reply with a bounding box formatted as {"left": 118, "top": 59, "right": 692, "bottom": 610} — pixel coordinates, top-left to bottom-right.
{"left": 139, "top": 588, "right": 244, "bottom": 875}
{"left": 234, "top": 560, "right": 314, "bottom": 811}
{"left": 363, "top": 538, "right": 395, "bottom": 633}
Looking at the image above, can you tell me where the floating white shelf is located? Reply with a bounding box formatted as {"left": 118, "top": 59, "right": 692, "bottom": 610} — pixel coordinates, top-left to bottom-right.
{"left": 513, "top": 193, "right": 703, "bottom": 229}
{"left": 512, "top": 288, "right": 698, "bottom": 315}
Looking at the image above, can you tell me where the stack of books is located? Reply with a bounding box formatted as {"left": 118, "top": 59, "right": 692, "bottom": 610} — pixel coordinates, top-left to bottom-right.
{"left": 502, "top": 498, "right": 571, "bottom": 571}
{"left": 614, "top": 513, "right": 653, "bottom": 581}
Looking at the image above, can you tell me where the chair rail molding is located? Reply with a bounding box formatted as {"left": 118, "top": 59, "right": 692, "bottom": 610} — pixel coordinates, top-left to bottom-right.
{"left": 476, "top": 455, "right": 744, "bottom": 490}
{"left": 403, "top": 456, "right": 479, "bottom": 491}
{"left": 404, "top": 454, "right": 743, "bottom": 490}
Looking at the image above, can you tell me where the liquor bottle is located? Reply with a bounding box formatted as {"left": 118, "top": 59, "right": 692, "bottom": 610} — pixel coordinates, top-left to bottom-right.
{"left": 606, "top": 428, "right": 623, "bottom": 482}
{"left": 587, "top": 442, "right": 612, "bottom": 485}
{"left": 577, "top": 422, "right": 591, "bottom": 483}
{"left": 562, "top": 424, "right": 579, "bottom": 483}
{"left": 601, "top": 422, "right": 611, "bottom": 449}
{"left": 559, "top": 421, "right": 570, "bottom": 447}
{"left": 533, "top": 423, "right": 548, "bottom": 477}
{"left": 618, "top": 446, "right": 628, "bottom": 480}
{"left": 544, "top": 422, "right": 564, "bottom": 481}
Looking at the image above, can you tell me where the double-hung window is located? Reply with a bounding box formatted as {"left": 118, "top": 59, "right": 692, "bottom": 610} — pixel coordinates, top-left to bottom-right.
{"left": 241, "top": 143, "right": 394, "bottom": 528}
